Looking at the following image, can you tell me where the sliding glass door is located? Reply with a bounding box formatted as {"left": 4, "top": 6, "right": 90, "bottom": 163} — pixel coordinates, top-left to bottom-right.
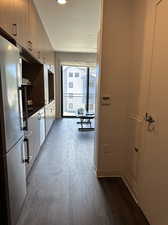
{"left": 88, "top": 67, "right": 96, "bottom": 114}
{"left": 62, "top": 65, "right": 96, "bottom": 117}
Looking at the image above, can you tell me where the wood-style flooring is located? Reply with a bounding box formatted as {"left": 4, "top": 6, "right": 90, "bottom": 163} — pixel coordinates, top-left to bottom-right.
{"left": 17, "top": 119, "right": 149, "bottom": 225}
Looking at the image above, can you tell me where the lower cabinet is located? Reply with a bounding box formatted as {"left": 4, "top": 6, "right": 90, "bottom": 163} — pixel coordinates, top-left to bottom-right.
{"left": 25, "top": 105, "right": 55, "bottom": 176}
{"left": 38, "top": 108, "right": 45, "bottom": 146}
{"left": 45, "top": 101, "right": 55, "bottom": 136}
{"left": 26, "top": 107, "right": 45, "bottom": 176}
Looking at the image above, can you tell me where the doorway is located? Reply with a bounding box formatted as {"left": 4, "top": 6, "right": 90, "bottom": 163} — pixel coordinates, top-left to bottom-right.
{"left": 61, "top": 65, "right": 96, "bottom": 117}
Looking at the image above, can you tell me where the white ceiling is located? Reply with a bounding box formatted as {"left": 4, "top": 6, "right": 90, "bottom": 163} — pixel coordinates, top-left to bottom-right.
{"left": 33, "top": 0, "right": 101, "bottom": 53}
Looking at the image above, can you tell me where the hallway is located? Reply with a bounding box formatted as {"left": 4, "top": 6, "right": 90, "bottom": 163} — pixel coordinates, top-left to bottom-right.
{"left": 17, "top": 119, "right": 149, "bottom": 225}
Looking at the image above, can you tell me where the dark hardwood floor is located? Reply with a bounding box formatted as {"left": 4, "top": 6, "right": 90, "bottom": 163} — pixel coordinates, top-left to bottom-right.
{"left": 17, "top": 119, "right": 149, "bottom": 225}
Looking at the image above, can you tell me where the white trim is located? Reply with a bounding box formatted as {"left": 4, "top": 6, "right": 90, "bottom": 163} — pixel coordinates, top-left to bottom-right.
{"left": 96, "top": 170, "right": 138, "bottom": 205}
{"left": 96, "top": 170, "right": 122, "bottom": 178}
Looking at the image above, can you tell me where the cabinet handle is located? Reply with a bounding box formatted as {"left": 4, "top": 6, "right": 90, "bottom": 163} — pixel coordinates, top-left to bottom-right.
{"left": 28, "top": 41, "right": 33, "bottom": 51}
{"left": 24, "top": 138, "right": 30, "bottom": 164}
{"left": 134, "top": 147, "right": 139, "bottom": 153}
{"left": 20, "top": 86, "right": 28, "bottom": 131}
{"left": 18, "top": 87, "right": 24, "bottom": 131}
{"left": 38, "top": 113, "right": 41, "bottom": 120}
{"left": 12, "top": 24, "right": 17, "bottom": 36}
{"left": 37, "top": 51, "right": 41, "bottom": 59}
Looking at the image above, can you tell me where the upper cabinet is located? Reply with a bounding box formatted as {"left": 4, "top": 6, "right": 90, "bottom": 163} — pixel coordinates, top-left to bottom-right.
{"left": 0, "top": 0, "right": 55, "bottom": 67}
{"left": 0, "top": 0, "right": 15, "bottom": 36}
{"left": 16, "top": 0, "right": 30, "bottom": 46}
{"left": 28, "top": 0, "right": 39, "bottom": 57}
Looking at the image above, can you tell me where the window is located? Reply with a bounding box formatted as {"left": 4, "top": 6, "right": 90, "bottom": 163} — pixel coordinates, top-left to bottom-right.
{"left": 62, "top": 65, "right": 96, "bottom": 116}
{"left": 69, "top": 82, "right": 73, "bottom": 88}
{"left": 89, "top": 81, "right": 94, "bottom": 88}
{"left": 69, "top": 72, "right": 73, "bottom": 77}
{"left": 69, "top": 103, "right": 73, "bottom": 109}
{"left": 89, "top": 104, "right": 94, "bottom": 110}
{"left": 69, "top": 93, "right": 73, "bottom": 98}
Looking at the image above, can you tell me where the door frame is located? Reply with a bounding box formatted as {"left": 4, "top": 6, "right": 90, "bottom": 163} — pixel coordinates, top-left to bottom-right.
{"left": 61, "top": 65, "right": 94, "bottom": 118}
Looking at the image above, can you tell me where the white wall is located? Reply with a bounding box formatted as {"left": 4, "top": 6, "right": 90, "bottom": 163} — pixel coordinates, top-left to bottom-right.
{"left": 125, "top": 0, "right": 148, "bottom": 197}
{"left": 56, "top": 52, "right": 96, "bottom": 67}
{"left": 97, "top": 1, "right": 168, "bottom": 224}
{"left": 96, "top": 0, "right": 133, "bottom": 177}
{"left": 55, "top": 52, "right": 97, "bottom": 117}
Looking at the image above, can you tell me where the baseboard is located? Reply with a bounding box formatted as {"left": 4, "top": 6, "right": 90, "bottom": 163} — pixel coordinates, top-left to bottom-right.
{"left": 96, "top": 170, "right": 122, "bottom": 178}
{"left": 122, "top": 176, "right": 138, "bottom": 204}
{"left": 96, "top": 170, "right": 138, "bottom": 204}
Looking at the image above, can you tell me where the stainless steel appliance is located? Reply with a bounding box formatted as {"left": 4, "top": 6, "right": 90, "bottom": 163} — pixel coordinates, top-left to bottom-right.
{"left": 0, "top": 35, "right": 27, "bottom": 225}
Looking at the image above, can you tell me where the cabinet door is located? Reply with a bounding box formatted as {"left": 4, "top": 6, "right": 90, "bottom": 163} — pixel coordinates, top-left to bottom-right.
{"left": 27, "top": 0, "right": 37, "bottom": 55}
{"left": 38, "top": 108, "right": 45, "bottom": 146}
{"left": 51, "top": 101, "right": 56, "bottom": 123}
{"left": 35, "top": 14, "right": 45, "bottom": 62}
{"left": 44, "top": 64, "right": 49, "bottom": 104}
{"left": 12, "top": 0, "right": 22, "bottom": 42}
{"left": 0, "top": 0, "right": 7, "bottom": 31}
{"left": 16, "top": 0, "right": 29, "bottom": 47}
{"left": 45, "top": 101, "right": 55, "bottom": 136}
{"left": 0, "top": 0, "right": 13, "bottom": 35}
{"left": 45, "top": 104, "right": 52, "bottom": 136}
{"left": 26, "top": 112, "right": 40, "bottom": 175}
{"left": 45, "top": 105, "right": 50, "bottom": 136}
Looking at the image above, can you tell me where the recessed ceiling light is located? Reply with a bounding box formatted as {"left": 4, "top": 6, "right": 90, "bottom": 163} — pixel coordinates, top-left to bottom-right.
{"left": 56, "top": 0, "right": 67, "bottom": 4}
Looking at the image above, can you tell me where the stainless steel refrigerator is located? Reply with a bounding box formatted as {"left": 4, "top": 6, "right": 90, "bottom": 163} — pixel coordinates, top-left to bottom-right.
{"left": 0, "top": 35, "right": 27, "bottom": 225}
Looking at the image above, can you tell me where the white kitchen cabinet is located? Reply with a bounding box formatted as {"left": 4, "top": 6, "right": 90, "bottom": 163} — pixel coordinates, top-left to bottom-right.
{"left": 45, "top": 101, "right": 55, "bottom": 136}
{"left": 26, "top": 107, "right": 45, "bottom": 176}
{"left": 38, "top": 108, "right": 45, "bottom": 146}
{"left": 50, "top": 100, "right": 56, "bottom": 123}
{"left": 45, "top": 104, "right": 52, "bottom": 136}
{"left": 26, "top": 111, "right": 39, "bottom": 175}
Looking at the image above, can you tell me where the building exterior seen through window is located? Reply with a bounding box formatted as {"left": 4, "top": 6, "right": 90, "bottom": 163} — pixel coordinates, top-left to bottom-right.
{"left": 62, "top": 66, "right": 96, "bottom": 117}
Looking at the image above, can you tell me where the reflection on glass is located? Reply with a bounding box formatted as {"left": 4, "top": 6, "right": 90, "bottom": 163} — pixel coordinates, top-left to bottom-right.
{"left": 89, "top": 67, "right": 96, "bottom": 114}
{"left": 63, "top": 66, "right": 87, "bottom": 116}
{"left": 62, "top": 66, "right": 96, "bottom": 117}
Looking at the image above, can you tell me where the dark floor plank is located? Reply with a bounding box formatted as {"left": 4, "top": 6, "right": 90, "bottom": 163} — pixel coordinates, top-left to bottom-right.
{"left": 17, "top": 119, "right": 149, "bottom": 225}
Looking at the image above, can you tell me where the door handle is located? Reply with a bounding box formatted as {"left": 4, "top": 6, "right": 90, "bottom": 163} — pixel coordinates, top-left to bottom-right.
{"left": 144, "top": 113, "right": 156, "bottom": 131}
{"left": 28, "top": 41, "right": 33, "bottom": 51}
{"left": 134, "top": 147, "right": 139, "bottom": 153}
{"left": 144, "top": 113, "right": 155, "bottom": 124}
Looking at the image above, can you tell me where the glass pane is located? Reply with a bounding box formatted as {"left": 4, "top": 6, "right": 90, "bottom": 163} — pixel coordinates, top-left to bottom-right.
{"left": 88, "top": 67, "right": 96, "bottom": 114}
{"left": 62, "top": 66, "right": 87, "bottom": 117}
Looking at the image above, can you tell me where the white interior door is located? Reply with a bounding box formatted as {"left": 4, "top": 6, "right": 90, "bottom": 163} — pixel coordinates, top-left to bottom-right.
{"left": 138, "top": 1, "right": 168, "bottom": 225}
